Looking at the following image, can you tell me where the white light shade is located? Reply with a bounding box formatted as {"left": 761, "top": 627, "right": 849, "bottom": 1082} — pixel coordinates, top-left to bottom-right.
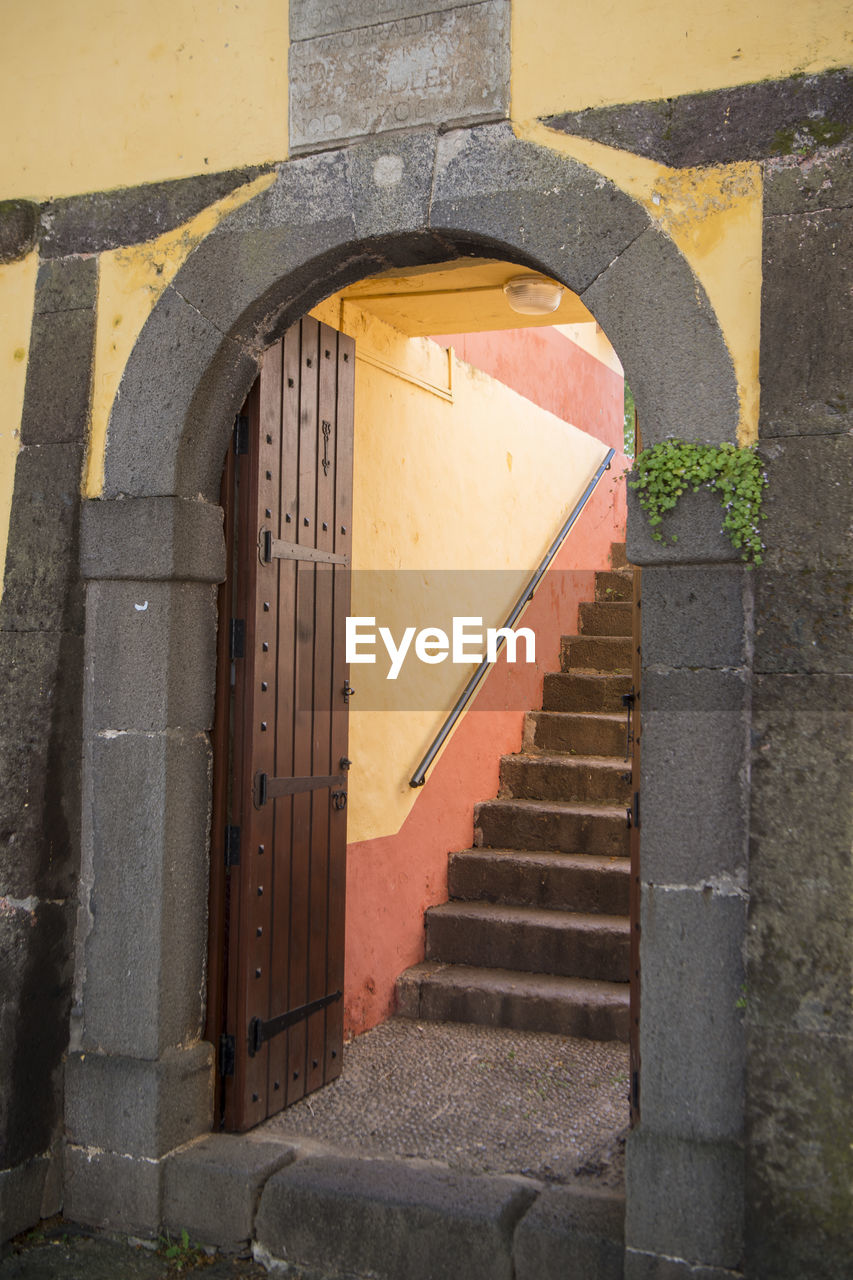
{"left": 503, "top": 274, "right": 564, "bottom": 316}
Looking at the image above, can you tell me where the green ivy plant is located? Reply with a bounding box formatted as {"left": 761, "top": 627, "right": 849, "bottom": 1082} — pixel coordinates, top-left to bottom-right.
{"left": 629, "top": 440, "right": 767, "bottom": 564}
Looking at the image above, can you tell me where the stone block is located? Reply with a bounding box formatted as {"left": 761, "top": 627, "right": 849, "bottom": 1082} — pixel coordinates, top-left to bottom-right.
{"left": 63, "top": 1145, "right": 162, "bottom": 1236}
{"left": 757, "top": 435, "right": 853, "bottom": 569}
{"left": 640, "top": 669, "right": 749, "bottom": 884}
{"left": 745, "top": 1026, "right": 853, "bottom": 1280}
{"left": 584, "top": 230, "right": 739, "bottom": 449}
{"left": 764, "top": 144, "right": 853, "bottom": 218}
{"left": 640, "top": 567, "right": 750, "bottom": 668}
{"left": 0, "top": 1154, "right": 51, "bottom": 1245}
{"left": 760, "top": 203, "right": 852, "bottom": 438}
{"left": 20, "top": 307, "right": 95, "bottom": 445}
{"left": 0, "top": 902, "right": 75, "bottom": 1169}
{"left": 625, "top": 1129, "right": 743, "bottom": 1269}
{"left": 627, "top": 485, "right": 741, "bottom": 566}
{"left": 39, "top": 167, "right": 268, "bottom": 258}
{"left": 255, "top": 1154, "right": 537, "bottom": 1280}
{"left": 513, "top": 1184, "right": 624, "bottom": 1280}
{"left": 748, "top": 674, "right": 853, "bottom": 1035}
{"left": 345, "top": 130, "right": 438, "bottom": 244}
{"left": 176, "top": 151, "right": 357, "bottom": 332}
{"left": 625, "top": 1250, "right": 744, "bottom": 1279}
{"left": 0, "top": 630, "right": 82, "bottom": 899}
{"left": 546, "top": 70, "right": 853, "bottom": 169}
{"left": 0, "top": 442, "right": 84, "bottom": 634}
{"left": 0, "top": 200, "right": 38, "bottom": 264}
{"left": 162, "top": 1133, "right": 296, "bottom": 1248}
{"left": 85, "top": 581, "right": 217, "bottom": 732}
{"left": 80, "top": 496, "right": 225, "bottom": 584}
{"left": 431, "top": 122, "right": 649, "bottom": 297}
{"left": 753, "top": 568, "right": 853, "bottom": 674}
{"left": 289, "top": 2, "right": 509, "bottom": 152}
{"left": 638, "top": 887, "right": 746, "bottom": 1142}
{"left": 82, "top": 731, "right": 211, "bottom": 1057}
{"left": 65, "top": 1043, "right": 213, "bottom": 1159}
{"left": 32, "top": 255, "right": 98, "bottom": 314}
{"left": 100, "top": 285, "right": 248, "bottom": 500}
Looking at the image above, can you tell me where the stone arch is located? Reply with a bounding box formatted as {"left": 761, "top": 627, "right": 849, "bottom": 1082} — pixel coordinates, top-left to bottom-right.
{"left": 102, "top": 123, "right": 738, "bottom": 501}
{"left": 72, "top": 121, "right": 747, "bottom": 1268}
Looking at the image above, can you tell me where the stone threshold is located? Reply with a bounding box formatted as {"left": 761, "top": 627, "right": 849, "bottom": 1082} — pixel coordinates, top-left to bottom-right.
{"left": 162, "top": 1130, "right": 626, "bottom": 1279}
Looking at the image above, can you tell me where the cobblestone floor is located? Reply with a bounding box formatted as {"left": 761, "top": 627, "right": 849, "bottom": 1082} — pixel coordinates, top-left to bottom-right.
{"left": 263, "top": 1017, "right": 630, "bottom": 1186}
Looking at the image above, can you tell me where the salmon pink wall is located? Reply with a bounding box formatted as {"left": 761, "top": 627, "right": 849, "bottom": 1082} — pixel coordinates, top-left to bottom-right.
{"left": 342, "top": 470, "right": 627, "bottom": 1037}
{"left": 430, "top": 327, "right": 626, "bottom": 453}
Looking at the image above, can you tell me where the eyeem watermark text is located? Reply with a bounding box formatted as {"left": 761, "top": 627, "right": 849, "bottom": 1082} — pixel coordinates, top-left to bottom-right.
{"left": 347, "top": 616, "right": 536, "bottom": 680}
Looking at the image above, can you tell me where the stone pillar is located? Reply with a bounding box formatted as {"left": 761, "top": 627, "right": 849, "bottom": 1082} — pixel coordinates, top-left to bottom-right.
{"left": 64, "top": 496, "right": 225, "bottom": 1233}
{"left": 624, "top": 493, "right": 752, "bottom": 1278}
{"left": 745, "top": 147, "right": 853, "bottom": 1280}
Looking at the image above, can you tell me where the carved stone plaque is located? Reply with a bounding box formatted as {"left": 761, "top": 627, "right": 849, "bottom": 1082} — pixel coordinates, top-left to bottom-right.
{"left": 289, "top": 1, "right": 510, "bottom": 153}
{"left": 291, "top": 0, "right": 468, "bottom": 41}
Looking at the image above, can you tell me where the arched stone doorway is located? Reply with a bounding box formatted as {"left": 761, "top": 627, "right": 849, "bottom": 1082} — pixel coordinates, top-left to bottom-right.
{"left": 69, "top": 122, "right": 748, "bottom": 1273}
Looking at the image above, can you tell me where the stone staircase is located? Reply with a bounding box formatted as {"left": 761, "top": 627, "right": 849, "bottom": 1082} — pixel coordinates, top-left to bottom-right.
{"left": 397, "top": 545, "right": 634, "bottom": 1042}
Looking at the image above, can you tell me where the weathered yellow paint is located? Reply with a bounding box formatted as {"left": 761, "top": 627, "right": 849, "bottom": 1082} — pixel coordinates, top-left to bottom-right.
{"left": 310, "top": 297, "right": 609, "bottom": 842}
{"left": 85, "top": 171, "right": 276, "bottom": 498}
{"left": 518, "top": 122, "right": 762, "bottom": 444}
{"left": 512, "top": 0, "right": 853, "bottom": 118}
{"left": 2, "top": 2, "right": 289, "bottom": 200}
{"left": 0, "top": 253, "right": 39, "bottom": 603}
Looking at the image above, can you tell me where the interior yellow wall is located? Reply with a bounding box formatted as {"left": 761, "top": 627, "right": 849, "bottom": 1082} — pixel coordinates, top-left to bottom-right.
{"left": 311, "top": 297, "right": 609, "bottom": 843}
{"left": 513, "top": 0, "right": 853, "bottom": 118}
{"left": 0, "top": 253, "right": 40, "bottom": 603}
{"left": 2, "top": 1, "right": 289, "bottom": 200}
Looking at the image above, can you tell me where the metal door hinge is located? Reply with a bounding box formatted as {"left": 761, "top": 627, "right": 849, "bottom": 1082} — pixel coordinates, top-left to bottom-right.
{"left": 248, "top": 990, "right": 342, "bottom": 1056}
{"left": 224, "top": 825, "right": 241, "bottom": 869}
{"left": 626, "top": 792, "right": 640, "bottom": 829}
{"left": 234, "top": 414, "right": 249, "bottom": 455}
{"left": 219, "top": 1033, "right": 236, "bottom": 1077}
{"left": 230, "top": 619, "right": 245, "bottom": 660}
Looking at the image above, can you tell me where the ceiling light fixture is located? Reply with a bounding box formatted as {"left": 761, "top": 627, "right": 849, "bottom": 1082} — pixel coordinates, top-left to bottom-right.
{"left": 503, "top": 274, "right": 564, "bottom": 316}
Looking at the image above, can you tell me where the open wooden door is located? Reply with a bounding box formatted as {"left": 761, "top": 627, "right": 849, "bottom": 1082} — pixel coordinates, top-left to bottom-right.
{"left": 207, "top": 317, "right": 355, "bottom": 1131}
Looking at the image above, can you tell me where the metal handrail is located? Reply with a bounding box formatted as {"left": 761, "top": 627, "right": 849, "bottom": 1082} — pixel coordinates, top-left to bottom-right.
{"left": 409, "top": 446, "right": 616, "bottom": 787}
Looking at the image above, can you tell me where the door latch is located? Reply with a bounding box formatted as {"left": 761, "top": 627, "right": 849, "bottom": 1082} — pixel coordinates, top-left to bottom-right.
{"left": 331, "top": 790, "right": 347, "bottom": 811}
{"left": 343, "top": 680, "right": 355, "bottom": 703}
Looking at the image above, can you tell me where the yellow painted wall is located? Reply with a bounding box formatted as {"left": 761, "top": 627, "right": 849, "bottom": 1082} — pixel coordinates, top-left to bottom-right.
{"left": 512, "top": 0, "right": 853, "bottom": 118}
{"left": 0, "top": 254, "right": 39, "bottom": 601}
{"left": 2, "top": 1, "right": 289, "bottom": 201}
{"left": 311, "top": 297, "right": 609, "bottom": 842}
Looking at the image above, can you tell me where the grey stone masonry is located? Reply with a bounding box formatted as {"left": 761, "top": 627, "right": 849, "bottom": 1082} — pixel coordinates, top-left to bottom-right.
{"left": 745, "top": 140, "right": 853, "bottom": 1280}
{"left": 0, "top": 254, "right": 95, "bottom": 1241}
{"left": 254, "top": 1152, "right": 537, "bottom": 1280}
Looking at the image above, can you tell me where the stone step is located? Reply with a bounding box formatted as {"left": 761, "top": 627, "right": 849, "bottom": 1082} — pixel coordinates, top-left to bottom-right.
{"left": 396, "top": 962, "right": 630, "bottom": 1041}
{"left": 560, "top": 634, "right": 632, "bottom": 672}
{"left": 522, "top": 710, "right": 627, "bottom": 757}
{"left": 610, "top": 542, "right": 630, "bottom": 569}
{"left": 448, "top": 848, "right": 630, "bottom": 915}
{"left": 542, "top": 672, "right": 632, "bottom": 713}
{"left": 498, "top": 754, "right": 631, "bottom": 805}
{"left": 594, "top": 569, "right": 633, "bottom": 602}
{"left": 578, "top": 600, "right": 633, "bottom": 637}
{"left": 425, "top": 902, "right": 630, "bottom": 982}
{"left": 475, "top": 797, "right": 629, "bottom": 857}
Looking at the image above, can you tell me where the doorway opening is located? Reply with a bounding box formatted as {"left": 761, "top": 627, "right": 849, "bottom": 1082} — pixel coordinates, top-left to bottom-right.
{"left": 206, "top": 258, "right": 640, "bottom": 1177}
